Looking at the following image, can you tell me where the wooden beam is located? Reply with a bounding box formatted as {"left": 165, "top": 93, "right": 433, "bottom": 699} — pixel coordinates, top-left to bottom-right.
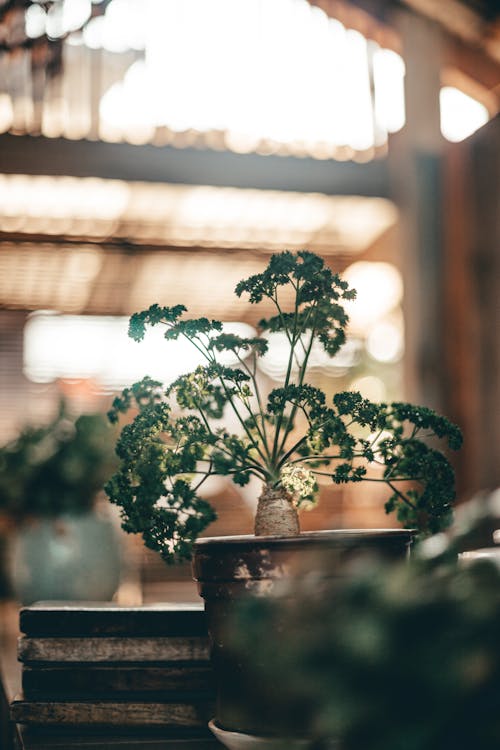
{"left": 311, "top": 0, "right": 393, "bottom": 25}
{"left": 468, "top": 116, "right": 500, "bottom": 489}
{"left": 308, "top": 0, "right": 401, "bottom": 50}
{"left": 441, "top": 117, "right": 500, "bottom": 495}
{"left": 0, "top": 134, "right": 390, "bottom": 197}
{"left": 401, "top": 0, "right": 486, "bottom": 46}
{"left": 399, "top": 0, "right": 500, "bottom": 68}
{"left": 388, "top": 11, "right": 446, "bottom": 409}
{"left": 309, "top": 0, "right": 500, "bottom": 97}
{"left": 443, "top": 38, "right": 500, "bottom": 107}
{"left": 340, "top": 0, "right": 499, "bottom": 55}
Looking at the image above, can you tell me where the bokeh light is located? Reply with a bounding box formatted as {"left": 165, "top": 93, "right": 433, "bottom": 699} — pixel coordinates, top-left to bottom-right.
{"left": 7, "top": 0, "right": 494, "bottom": 154}
{"left": 343, "top": 261, "right": 403, "bottom": 334}
{"left": 97, "top": 0, "right": 404, "bottom": 155}
{"left": 24, "top": 314, "right": 256, "bottom": 389}
{"left": 366, "top": 314, "right": 404, "bottom": 364}
{"left": 440, "top": 86, "right": 490, "bottom": 142}
{"left": 258, "top": 333, "right": 363, "bottom": 380}
{"left": 349, "top": 375, "right": 387, "bottom": 402}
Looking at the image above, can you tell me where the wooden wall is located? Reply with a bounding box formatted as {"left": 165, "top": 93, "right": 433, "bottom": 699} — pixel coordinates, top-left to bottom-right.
{"left": 443, "top": 116, "right": 500, "bottom": 495}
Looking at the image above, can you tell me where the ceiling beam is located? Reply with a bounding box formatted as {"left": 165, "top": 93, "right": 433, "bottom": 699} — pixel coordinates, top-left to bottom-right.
{"left": 0, "top": 134, "right": 390, "bottom": 198}
{"left": 311, "top": 0, "right": 500, "bottom": 101}
{"left": 309, "top": 0, "right": 400, "bottom": 49}
{"left": 402, "top": 0, "right": 486, "bottom": 45}
{"left": 398, "top": 0, "right": 500, "bottom": 101}
{"left": 339, "top": 0, "right": 500, "bottom": 66}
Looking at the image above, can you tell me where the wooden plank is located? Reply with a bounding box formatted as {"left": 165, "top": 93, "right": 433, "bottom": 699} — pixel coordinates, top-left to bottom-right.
{"left": 0, "top": 626, "right": 23, "bottom": 750}
{"left": 19, "top": 603, "right": 207, "bottom": 639}
{"left": 0, "top": 134, "right": 391, "bottom": 197}
{"left": 18, "top": 638, "right": 210, "bottom": 665}
{"left": 18, "top": 726, "right": 222, "bottom": 749}
{"left": 10, "top": 697, "right": 214, "bottom": 727}
{"left": 22, "top": 665, "right": 214, "bottom": 699}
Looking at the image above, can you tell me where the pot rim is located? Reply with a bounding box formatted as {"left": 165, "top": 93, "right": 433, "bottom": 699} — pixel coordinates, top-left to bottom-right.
{"left": 194, "top": 528, "right": 414, "bottom": 550}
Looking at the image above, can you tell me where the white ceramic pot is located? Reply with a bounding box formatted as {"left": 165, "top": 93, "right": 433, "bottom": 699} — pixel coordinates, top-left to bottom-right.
{"left": 209, "top": 719, "right": 313, "bottom": 750}
{"left": 8, "top": 508, "right": 122, "bottom": 604}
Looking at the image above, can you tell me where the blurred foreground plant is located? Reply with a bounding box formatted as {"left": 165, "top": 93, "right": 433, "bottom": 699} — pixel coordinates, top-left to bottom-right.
{"left": 228, "top": 496, "right": 500, "bottom": 749}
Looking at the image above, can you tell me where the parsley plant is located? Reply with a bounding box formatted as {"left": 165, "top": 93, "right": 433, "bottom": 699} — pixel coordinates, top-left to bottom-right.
{"left": 106, "top": 251, "right": 462, "bottom": 562}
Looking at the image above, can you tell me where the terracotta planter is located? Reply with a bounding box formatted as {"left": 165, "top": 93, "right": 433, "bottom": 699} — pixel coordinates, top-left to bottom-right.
{"left": 193, "top": 529, "right": 412, "bottom": 737}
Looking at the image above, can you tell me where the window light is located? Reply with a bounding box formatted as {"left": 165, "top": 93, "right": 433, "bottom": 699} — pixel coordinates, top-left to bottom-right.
{"left": 440, "top": 86, "right": 490, "bottom": 142}
{"left": 24, "top": 313, "right": 256, "bottom": 390}
{"left": 96, "top": 0, "right": 406, "bottom": 157}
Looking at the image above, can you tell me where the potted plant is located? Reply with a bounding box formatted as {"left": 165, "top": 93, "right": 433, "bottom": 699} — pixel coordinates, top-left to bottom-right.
{"left": 0, "top": 401, "right": 121, "bottom": 604}
{"left": 105, "top": 250, "right": 462, "bottom": 736}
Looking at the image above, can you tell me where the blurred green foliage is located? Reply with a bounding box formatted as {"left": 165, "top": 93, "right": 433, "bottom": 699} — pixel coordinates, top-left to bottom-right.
{"left": 0, "top": 401, "right": 117, "bottom": 521}
{"left": 229, "top": 498, "right": 500, "bottom": 749}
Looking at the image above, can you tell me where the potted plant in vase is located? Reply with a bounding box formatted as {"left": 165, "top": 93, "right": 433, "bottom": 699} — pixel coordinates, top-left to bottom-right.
{"left": 105, "top": 250, "right": 462, "bottom": 739}
{"left": 0, "top": 401, "right": 121, "bottom": 604}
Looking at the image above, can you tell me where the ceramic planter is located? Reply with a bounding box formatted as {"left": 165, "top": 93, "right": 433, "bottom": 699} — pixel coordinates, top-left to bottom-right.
{"left": 193, "top": 529, "right": 412, "bottom": 739}
{"left": 8, "top": 509, "right": 122, "bottom": 605}
{"left": 208, "top": 718, "right": 333, "bottom": 750}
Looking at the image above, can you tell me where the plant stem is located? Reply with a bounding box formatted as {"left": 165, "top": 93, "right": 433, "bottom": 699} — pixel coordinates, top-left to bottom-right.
{"left": 277, "top": 435, "right": 309, "bottom": 467}
{"left": 386, "top": 480, "right": 417, "bottom": 509}
{"left": 217, "top": 375, "right": 270, "bottom": 465}
{"left": 270, "top": 286, "right": 301, "bottom": 463}
{"left": 235, "top": 351, "right": 272, "bottom": 462}
{"left": 186, "top": 333, "right": 268, "bottom": 467}
{"left": 277, "top": 317, "right": 317, "bottom": 458}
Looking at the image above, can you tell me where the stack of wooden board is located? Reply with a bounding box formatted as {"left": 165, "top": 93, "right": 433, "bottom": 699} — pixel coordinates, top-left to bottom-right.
{"left": 11, "top": 602, "right": 217, "bottom": 739}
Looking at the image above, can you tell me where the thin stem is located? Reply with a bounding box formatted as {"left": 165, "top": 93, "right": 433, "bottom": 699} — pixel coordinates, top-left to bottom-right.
{"left": 192, "top": 465, "right": 214, "bottom": 492}
{"left": 287, "top": 453, "right": 345, "bottom": 464}
{"left": 270, "top": 284, "right": 301, "bottom": 463}
{"left": 277, "top": 435, "right": 309, "bottom": 467}
{"left": 213, "top": 462, "right": 269, "bottom": 481}
{"left": 234, "top": 350, "right": 272, "bottom": 461}
{"left": 177, "top": 328, "right": 214, "bottom": 363}
{"left": 192, "top": 398, "right": 217, "bottom": 438}
{"left": 273, "top": 294, "right": 294, "bottom": 345}
{"left": 277, "top": 312, "right": 318, "bottom": 458}
{"left": 288, "top": 449, "right": 395, "bottom": 466}
{"left": 386, "top": 480, "right": 417, "bottom": 509}
{"left": 181, "top": 331, "right": 269, "bottom": 466}
{"left": 369, "top": 427, "right": 385, "bottom": 446}
{"left": 310, "top": 470, "right": 342, "bottom": 477}
{"left": 192, "top": 465, "right": 268, "bottom": 487}
{"left": 217, "top": 376, "right": 270, "bottom": 464}
{"left": 362, "top": 476, "right": 424, "bottom": 483}
{"left": 308, "top": 473, "right": 422, "bottom": 504}
{"left": 373, "top": 457, "right": 401, "bottom": 482}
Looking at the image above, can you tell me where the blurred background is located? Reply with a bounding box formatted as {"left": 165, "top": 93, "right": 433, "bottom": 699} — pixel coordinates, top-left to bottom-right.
{"left": 0, "top": 0, "right": 498, "bottom": 602}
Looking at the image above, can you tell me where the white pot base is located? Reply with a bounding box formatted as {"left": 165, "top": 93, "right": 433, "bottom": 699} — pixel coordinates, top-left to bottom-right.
{"left": 209, "top": 719, "right": 327, "bottom": 750}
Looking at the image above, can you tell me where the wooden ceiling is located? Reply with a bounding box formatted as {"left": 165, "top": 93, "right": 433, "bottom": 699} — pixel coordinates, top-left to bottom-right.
{"left": 311, "top": 0, "right": 500, "bottom": 95}
{"left": 0, "top": 178, "right": 398, "bottom": 319}
{"left": 0, "top": 243, "right": 381, "bottom": 322}
{"left": 0, "top": 0, "right": 498, "bottom": 322}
